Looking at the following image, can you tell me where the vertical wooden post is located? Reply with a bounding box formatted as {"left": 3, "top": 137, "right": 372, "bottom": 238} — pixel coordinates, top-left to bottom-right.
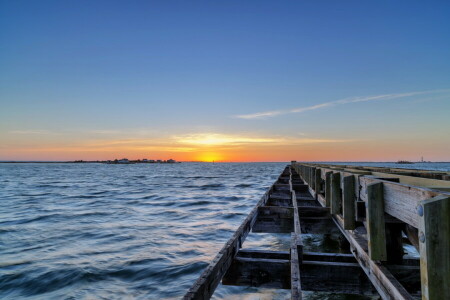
{"left": 314, "top": 169, "right": 321, "bottom": 196}
{"left": 366, "top": 182, "right": 387, "bottom": 261}
{"left": 418, "top": 195, "right": 450, "bottom": 300}
{"left": 308, "top": 167, "right": 312, "bottom": 185}
{"left": 325, "top": 171, "right": 332, "bottom": 207}
{"left": 331, "top": 172, "right": 342, "bottom": 215}
{"left": 310, "top": 167, "right": 316, "bottom": 190}
{"left": 343, "top": 175, "right": 356, "bottom": 230}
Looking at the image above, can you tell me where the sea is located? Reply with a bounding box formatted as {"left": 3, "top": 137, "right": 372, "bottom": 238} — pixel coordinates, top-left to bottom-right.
{"left": 1, "top": 162, "right": 449, "bottom": 300}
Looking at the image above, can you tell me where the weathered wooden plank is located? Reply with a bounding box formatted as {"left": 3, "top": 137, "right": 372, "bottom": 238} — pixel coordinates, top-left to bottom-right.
{"left": 331, "top": 172, "right": 342, "bottom": 215}
{"left": 371, "top": 171, "right": 450, "bottom": 188}
{"left": 359, "top": 176, "right": 448, "bottom": 228}
{"left": 343, "top": 175, "right": 356, "bottom": 230}
{"left": 302, "top": 252, "right": 356, "bottom": 263}
{"left": 418, "top": 195, "right": 450, "bottom": 300}
{"left": 237, "top": 249, "right": 289, "bottom": 260}
{"left": 366, "top": 182, "right": 387, "bottom": 261}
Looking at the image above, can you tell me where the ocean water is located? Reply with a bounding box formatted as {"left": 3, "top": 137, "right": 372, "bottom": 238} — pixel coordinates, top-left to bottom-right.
{"left": 1, "top": 162, "right": 288, "bottom": 300}
{"left": 1, "top": 162, "right": 448, "bottom": 300}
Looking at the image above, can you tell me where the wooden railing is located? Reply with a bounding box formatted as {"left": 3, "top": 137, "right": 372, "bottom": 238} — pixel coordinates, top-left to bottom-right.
{"left": 292, "top": 162, "right": 450, "bottom": 300}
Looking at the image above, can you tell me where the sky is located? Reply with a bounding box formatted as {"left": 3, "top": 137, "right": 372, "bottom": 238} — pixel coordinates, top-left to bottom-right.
{"left": 1, "top": 1, "right": 449, "bottom": 162}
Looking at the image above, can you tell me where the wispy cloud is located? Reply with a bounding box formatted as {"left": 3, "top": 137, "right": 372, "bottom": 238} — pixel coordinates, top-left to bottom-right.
{"left": 174, "top": 133, "right": 350, "bottom": 147}
{"left": 9, "top": 130, "right": 59, "bottom": 135}
{"left": 233, "top": 89, "right": 449, "bottom": 120}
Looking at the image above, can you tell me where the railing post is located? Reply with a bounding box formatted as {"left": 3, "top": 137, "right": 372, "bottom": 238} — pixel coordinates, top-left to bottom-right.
{"left": 418, "top": 195, "right": 450, "bottom": 300}
{"left": 343, "top": 175, "right": 356, "bottom": 230}
{"left": 325, "top": 171, "right": 332, "bottom": 207}
{"left": 310, "top": 167, "right": 316, "bottom": 191}
{"left": 331, "top": 173, "right": 342, "bottom": 215}
{"left": 314, "top": 169, "right": 321, "bottom": 198}
{"left": 366, "top": 182, "right": 387, "bottom": 261}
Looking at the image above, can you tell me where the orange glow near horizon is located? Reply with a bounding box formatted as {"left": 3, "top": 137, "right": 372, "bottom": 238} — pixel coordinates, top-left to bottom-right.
{"left": 1, "top": 132, "right": 449, "bottom": 162}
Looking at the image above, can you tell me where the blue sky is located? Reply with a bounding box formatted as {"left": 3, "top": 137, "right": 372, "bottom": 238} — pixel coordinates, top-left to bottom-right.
{"left": 1, "top": 1, "right": 449, "bottom": 161}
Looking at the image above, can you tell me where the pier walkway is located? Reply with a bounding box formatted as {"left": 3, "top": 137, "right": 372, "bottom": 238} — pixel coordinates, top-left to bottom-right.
{"left": 185, "top": 163, "right": 450, "bottom": 300}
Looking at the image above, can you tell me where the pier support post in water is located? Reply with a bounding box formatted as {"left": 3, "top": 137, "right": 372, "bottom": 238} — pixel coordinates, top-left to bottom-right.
{"left": 366, "top": 182, "right": 387, "bottom": 261}
{"left": 325, "top": 171, "right": 332, "bottom": 207}
{"left": 343, "top": 175, "right": 356, "bottom": 230}
{"left": 418, "top": 195, "right": 450, "bottom": 300}
{"left": 310, "top": 167, "right": 316, "bottom": 191}
{"left": 331, "top": 173, "right": 342, "bottom": 215}
{"left": 314, "top": 169, "right": 321, "bottom": 199}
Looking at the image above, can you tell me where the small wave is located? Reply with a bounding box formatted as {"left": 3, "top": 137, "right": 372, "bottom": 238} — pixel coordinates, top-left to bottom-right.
{"left": 200, "top": 183, "right": 224, "bottom": 189}
{"left": 178, "top": 200, "right": 213, "bottom": 207}
{"left": 181, "top": 183, "right": 224, "bottom": 189}
{"left": 217, "top": 196, "right": 241, "bottom": 201}
{"left": 222, "top": 213, "right": 246, "bottom": 219}
{"left": 234, "top": 183, "right": 252, "bottom": 188}
{"left": 18, "top": 192, "right": 53, "bottom": 197}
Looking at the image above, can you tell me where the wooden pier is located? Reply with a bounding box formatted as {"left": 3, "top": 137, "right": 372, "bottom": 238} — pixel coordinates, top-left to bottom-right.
{"left": 184, "top": 163, "right": 450, "bottom": 300}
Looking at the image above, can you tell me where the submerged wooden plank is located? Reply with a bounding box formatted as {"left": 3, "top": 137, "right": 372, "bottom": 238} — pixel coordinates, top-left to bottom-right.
{"left": 224, "top": 249, "right": 379, "bottom": 296}
{"left": 222, "top": 257, "right": 291, "bottom": 288}
{"left": 253, "top": 206, "right": 294, "bottom": 233}
{"left": 300, "top": 260, "right": 377, "bottom": 295}
{"left": 418, "top": 195, "right": 450, "bottom": 300}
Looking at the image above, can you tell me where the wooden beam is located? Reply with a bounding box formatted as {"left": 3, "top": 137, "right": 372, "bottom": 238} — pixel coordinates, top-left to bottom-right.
{"left": 237, "top": 249, "right": 289, "bottom": 260}
{"left": 333, "top": 215, "right": 414, "bottom": 300}
{"left": 343, "top": 175, "right": 356, "bottom": 230}
{"left": 418, "top": 195, "right": 450, "bottom": 300}
{"left": 291, "top": 233, "right": 302, "bottom": 299}
{"left": 366, "top": 182, "right": 387, "bottom": 261}
{"left": 331, "top": 172, "right": 342, "bottom": 215}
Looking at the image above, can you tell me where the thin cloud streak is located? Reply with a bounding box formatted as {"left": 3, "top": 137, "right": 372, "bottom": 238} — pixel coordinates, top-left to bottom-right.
{"left": 234, "top": 89, "right": 449, "bottom": 119}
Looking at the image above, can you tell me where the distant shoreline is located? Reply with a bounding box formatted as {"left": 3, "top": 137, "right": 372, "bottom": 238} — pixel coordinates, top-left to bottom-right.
{"left": 1, "top": 161, "right": 450, "bottom": 164}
